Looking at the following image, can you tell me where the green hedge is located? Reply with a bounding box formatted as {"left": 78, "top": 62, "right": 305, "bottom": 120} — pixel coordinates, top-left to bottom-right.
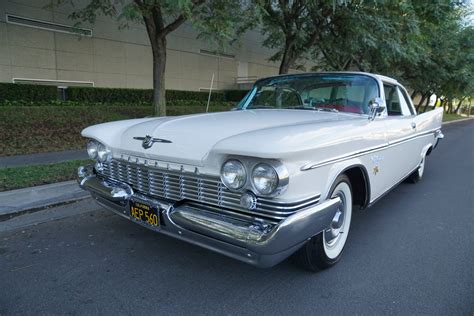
{"left": 0, "top": 82, "right": 248, "bottom": 104}
{"left": 223, "top": 89, "right": 249, "bottom": 102}
{"left": 0, "top": 99, "right": 235, "bottom": 108}
{"left": 0, "top": 83, "right": 58, "bottom": 102}
{"left": 67, "top": 87, "right": 152, "bottom": 103}
{"left": 67, "top": 87, "right": 226, "bottom": 103}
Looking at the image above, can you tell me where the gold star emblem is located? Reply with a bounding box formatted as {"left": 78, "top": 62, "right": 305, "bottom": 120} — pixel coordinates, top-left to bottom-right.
{"left": 373, "top": 166, "right": 379, "bottom": 175}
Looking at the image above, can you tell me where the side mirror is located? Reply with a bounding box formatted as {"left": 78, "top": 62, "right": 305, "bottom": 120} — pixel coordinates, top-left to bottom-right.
{"left": 369, "top": 97, "right": 385, "bottom": 120}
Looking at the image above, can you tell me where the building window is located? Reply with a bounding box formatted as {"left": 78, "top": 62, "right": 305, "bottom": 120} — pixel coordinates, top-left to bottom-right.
{"left": 6, "top": 14, "right": 92, "bottom": 37}
{"left": 199, "top": 49, "right": 235, "bottom": 59}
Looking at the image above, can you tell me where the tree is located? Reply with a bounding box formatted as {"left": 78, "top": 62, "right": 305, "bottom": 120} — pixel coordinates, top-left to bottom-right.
{"left": 257, "top": 0, "right": 337, "bottom": 74}
{"left": 312, "top": 1, "right": 422, "bottom": 75}
{"left": 56, "top": 0, "right": 252, "bottom": 116}
{"left": 309, "top": 0, "right": 473, "bottom": 115}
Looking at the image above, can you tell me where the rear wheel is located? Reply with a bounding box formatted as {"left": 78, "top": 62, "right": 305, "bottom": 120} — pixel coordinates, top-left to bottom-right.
{"left": 407, "top": 156, "right": 425, "bottom": 183}
{"left": 294, "top": 174, "right": 353, "bottom": 271}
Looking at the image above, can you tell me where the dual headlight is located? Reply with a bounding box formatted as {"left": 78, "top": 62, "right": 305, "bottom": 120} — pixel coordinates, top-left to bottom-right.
{"left": 87, "top": 139, "right": 111, "bottom": 162}
{"left": 220, "top": 159, "right": 287, "bottom": 196}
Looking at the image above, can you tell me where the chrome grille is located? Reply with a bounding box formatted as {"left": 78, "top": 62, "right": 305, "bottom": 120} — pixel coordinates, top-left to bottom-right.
{"left": 98, "top": 159, "right": 319, "bottom": 220}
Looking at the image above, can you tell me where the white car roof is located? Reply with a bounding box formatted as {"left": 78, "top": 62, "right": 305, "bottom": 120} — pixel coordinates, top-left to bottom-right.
{"left": 257, "top": 71, "right": 400, "bottom": 85}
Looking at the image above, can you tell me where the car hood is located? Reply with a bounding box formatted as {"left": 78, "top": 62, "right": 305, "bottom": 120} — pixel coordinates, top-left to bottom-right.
{"left": 84, "top": 109, "right": 363, "bottom": 165}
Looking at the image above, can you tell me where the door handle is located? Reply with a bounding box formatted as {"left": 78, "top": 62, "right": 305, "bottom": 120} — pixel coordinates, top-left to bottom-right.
{"left": 411, "top": 122, "right": 416, "bottom": 129}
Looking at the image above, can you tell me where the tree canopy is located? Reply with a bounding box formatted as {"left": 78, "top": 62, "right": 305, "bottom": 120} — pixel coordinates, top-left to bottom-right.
{"left": 61, "top": 0, "right": 473, "bottom": 115}
{"left": 257, "top": 0, "right": 473, "bottom": 113}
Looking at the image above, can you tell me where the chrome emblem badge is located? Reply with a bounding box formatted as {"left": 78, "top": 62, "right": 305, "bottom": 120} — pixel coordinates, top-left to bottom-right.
{"left": 133, "top": 135, "right": 172, "bottom": 149}
{"left": 142, "top": 135, "right": 154, "bottom": 149}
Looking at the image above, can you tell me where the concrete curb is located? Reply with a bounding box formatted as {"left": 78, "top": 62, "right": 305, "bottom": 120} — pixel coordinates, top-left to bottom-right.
{"left": 0, "top": 149, "right": 88, "bottom": 169}
{"left": 0, "top": 180, "right": 89, "bottom": 221}
{"left": 442, "top": 117, "right": 474, "bottom": 125}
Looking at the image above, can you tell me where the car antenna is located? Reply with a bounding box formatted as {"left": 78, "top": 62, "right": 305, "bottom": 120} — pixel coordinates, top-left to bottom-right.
{"left": 206, "top": 73, "right": 215, "bottom": 113}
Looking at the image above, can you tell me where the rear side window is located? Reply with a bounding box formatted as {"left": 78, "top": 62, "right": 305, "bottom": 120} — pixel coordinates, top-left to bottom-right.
{"left": 398, "top": 87, "right": 415, "bottom": 115}
{"left": 383, "top": 83, "right": 412, "bottom": 116}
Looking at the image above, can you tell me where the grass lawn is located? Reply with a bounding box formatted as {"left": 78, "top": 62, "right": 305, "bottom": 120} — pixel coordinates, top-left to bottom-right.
{"left": 0, "top": 159, "right": 91, "bottom": 192}
{"left": 442, "top": 113, "right": 466, "bottom": 122}
{"left": 0, "top": 104, "right": 233, "bottom": 156}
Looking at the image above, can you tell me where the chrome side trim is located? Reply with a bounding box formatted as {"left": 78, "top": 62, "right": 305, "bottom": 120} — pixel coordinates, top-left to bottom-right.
{"left": 301, "top": 128, "right": 440, "bottom": 171}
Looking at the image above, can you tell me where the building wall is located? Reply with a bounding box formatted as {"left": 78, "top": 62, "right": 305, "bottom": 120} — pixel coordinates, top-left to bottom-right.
{"left": 0, "top": 0, "right": 313, "bottom": 91}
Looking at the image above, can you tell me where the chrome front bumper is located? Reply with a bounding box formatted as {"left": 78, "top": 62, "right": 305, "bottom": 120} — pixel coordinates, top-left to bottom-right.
{"left": 78, "top": 167, "right": 341, "bottom": 268}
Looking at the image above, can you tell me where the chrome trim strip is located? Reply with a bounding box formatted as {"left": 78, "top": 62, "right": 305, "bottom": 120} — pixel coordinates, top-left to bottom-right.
{"left": 301, "top": 128, "right": 440, "bottom": 171}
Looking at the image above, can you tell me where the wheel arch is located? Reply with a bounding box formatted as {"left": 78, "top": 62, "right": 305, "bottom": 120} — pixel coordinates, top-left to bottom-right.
{"left": 420, "top": 141, "right": 433, "bottom": 157}
{"left": 324, "top": 163, "right": 371, "bottom": 210}
{"left": 425, "top": 144, "right": 434, "bottom": 156}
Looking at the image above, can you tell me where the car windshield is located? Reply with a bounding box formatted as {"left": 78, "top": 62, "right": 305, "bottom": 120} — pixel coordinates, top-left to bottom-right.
{"left": 237, "top": 74, "right": 379, "bottom": 115}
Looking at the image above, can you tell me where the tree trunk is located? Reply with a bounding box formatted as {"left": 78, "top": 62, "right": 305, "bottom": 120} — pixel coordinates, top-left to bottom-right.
{"left": 442, "top": 99, "right": 448, "bottom": 113}
{"left": 454, "top": 97, "right": 465, "bottom": 114}
{"left": 279, "top": 48, "right": 296, "bottom": 74}
{"left": 410, "top": 90, "right": 418, "bottom": 100}
{"left": 279, "top": 36, "right": 297, "bottom": 74}
{"left": 417, "top": 92, "right": 428, "bottom": 112}
{"left": 447, "top": 99, "right": 453, "bottom": 114}
{"left": 151, "top": 37, "right": 167, "bottom": 116}
{"left": 422, "top": 93, "right": 432, "bottom": 113}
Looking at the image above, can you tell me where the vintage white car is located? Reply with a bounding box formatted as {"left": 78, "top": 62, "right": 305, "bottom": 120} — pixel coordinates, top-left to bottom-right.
{"left": 78, "top": 72, "right": 444, "bottom": 270}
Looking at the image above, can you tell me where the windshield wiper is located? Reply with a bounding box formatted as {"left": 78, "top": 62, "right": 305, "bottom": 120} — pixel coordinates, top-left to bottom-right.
{"left": 247, "top": 105, "right": 275, "bottom": 109}
{"left": 282, "top": 105, "right": 318, "bottom": 110}
{"left": 315, "top": 107, "right": 339, "bottom": 113}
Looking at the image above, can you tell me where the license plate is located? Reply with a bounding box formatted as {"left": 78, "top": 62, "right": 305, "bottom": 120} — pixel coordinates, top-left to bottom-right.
{"left": 129, "top": 201, "right": 159, "bottom": 228}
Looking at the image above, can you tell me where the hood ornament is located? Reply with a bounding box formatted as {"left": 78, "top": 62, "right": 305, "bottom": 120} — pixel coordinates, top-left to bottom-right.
{"left": 133, "top": 135, "right": 172, "bottom": 149}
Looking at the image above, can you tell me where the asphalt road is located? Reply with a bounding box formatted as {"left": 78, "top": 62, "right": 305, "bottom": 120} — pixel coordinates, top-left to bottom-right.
{"left": 1, "top": 121, "right": 473, "bottom": 315}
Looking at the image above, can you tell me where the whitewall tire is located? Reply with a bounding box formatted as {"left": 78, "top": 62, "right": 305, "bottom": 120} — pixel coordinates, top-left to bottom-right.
{"left": 294, "top": 174, "right": 353, "bottom": 271}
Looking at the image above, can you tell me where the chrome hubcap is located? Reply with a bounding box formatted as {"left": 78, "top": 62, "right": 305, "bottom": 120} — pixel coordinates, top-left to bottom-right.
{"left": 325, "top": 195, "right": 345, "bottom": 246}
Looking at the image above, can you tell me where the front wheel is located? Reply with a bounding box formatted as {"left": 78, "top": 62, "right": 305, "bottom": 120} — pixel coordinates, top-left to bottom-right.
{"left": 294, "top": 174, "right": 353, "bottom": 271}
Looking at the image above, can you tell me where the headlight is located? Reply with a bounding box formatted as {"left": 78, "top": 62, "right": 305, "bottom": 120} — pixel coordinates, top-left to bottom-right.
{"left": 252, "top": 163, "right": 279, "bottom": 195}
{"left": 221, "top": 159, "right": 247, "bottom": 190}
{"left": 96, "top": 142, "right": 110, "bottom": 162}
{"left": 86, "top": 140, "right": 99, "bottom": 159}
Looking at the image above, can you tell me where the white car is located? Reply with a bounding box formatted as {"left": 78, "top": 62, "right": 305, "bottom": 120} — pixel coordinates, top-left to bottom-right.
{"left": 78, "top": 72, "right": 444, "bottom": 270}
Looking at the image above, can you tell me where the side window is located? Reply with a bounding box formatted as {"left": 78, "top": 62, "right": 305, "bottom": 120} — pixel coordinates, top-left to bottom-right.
{"left": 398, "top": 87, "right": 415, "bottom": 115}
{"left": 384, "top": 84, "right": 411, "bottom": 116}
{"left": 384, "top": 84, "right": 402, "bottom": 116}
{"left": 396, "top": 87, "right": 412, "bottom": 116}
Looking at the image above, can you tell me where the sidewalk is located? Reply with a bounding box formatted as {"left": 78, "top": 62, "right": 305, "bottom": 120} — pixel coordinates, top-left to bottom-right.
{"left": 0, "top": 149, "right": 87, "bottom": 169}
{"left": 0, "top": 180, "right": 89, "bottom": 221}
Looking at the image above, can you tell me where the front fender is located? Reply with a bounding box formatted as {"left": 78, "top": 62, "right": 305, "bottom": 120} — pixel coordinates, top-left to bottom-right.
{"left": 322, "top": 158, "right": 370, "bottom": 202}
